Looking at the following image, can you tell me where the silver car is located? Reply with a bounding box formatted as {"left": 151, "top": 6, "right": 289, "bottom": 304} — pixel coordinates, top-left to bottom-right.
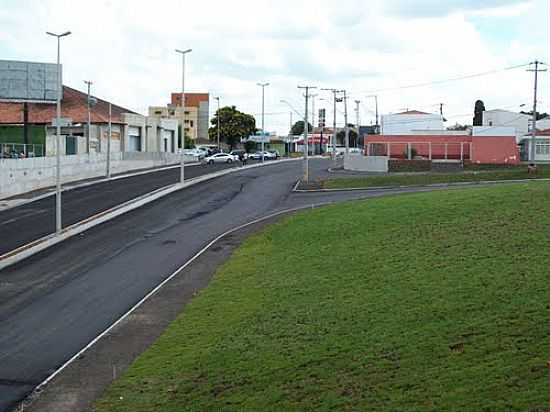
{"left": 204, "top": 153, "right": 238, "bottom": 164}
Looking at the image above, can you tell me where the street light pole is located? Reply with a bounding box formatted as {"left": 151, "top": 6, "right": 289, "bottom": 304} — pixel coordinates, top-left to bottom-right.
{"left": 257, "top": 82, "right": 269, "bottom": 163}
{"left": 214, "top": 96, "right": 220, "bottom": 149}
{"left": 107, "top": 102, "right": 112, "bottom": 178}
{"left": 84, "top": 80, "right": 93, "bottom": 154}
{"left": 175, "top": 48, "right": 192, "bottom": 184}
{"left": 47, "top": 30, "right": 71, "bottom": 235}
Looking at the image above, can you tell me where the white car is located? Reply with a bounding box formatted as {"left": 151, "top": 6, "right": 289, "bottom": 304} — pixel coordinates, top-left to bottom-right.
{"left": 182, "top": 149, "right": 206, "bottom": 160}
{"left": 204, "top": 153, "right": 238, "bottom": 164}
{"left": 249, "top": 151, "right": 276, "bottom": 160}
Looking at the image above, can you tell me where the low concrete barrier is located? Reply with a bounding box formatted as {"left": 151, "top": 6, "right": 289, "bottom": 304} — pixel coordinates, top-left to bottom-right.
{"left": 0, "top": 152, "right": 195, "bottom": 199}
{"left": 344, "top": 154, "right": 388, "bottom": 172}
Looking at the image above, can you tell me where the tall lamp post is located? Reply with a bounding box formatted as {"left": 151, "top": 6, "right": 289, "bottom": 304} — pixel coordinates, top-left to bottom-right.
{"left": 214, "top": 96, "right": 220, "bottom": 149}
{"left": 257, "top": 82, "right": 269, "bottom": 163}
{"left": 46, "top": 30, "right": 71, "bottom": 235}
{"left": 175, "top": 48, "right": 192, "bottom": 184}
{"left": 84, "top": 80, "right": 93, "bottom": 154}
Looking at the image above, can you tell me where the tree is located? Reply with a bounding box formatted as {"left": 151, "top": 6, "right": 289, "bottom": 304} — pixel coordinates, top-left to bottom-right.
{"left": 473, "top": 100, "right": 485, "bottom": 126}
{"left": 336, "top": 124, "right": 358, "bottom": 146}
{"left": 447, "top": 122, "right": 470, "bottom": 131}
{"left": 209, "top": 106, "right": 256, "bottom": 150}
{"left": 290, "top": 120, "right": 313, "bottom": 136}
{"left": 244, "top": 140, "right": 256, "bottom": 153}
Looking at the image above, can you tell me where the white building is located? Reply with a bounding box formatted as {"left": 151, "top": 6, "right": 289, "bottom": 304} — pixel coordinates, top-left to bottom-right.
{"left": 482, "top": 109, "right": 530, "bottom": 143}
{"left": 381, "top": 110, "right": 445, "bottom": 135}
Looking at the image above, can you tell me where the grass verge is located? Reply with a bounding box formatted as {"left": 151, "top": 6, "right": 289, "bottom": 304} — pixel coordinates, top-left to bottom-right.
{"left": 323, "top": 165, "right": 550, "bottom": 189}
{"left": 93, "top": 183, "right": 550, "bottom": 412}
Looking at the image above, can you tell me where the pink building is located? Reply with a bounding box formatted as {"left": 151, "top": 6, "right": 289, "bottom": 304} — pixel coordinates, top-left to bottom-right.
{"left": 365, "top": 134, "right": 520, "bottom": 165}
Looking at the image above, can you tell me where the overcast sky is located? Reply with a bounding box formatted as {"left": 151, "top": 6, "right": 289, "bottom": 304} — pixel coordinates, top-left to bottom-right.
{"left": 1, "top": 0, "right": 548, "bottom": 134}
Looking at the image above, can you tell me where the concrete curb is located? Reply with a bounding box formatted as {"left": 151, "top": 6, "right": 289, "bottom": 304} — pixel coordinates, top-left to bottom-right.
{"left": 0, "top": 162, "right": 201, "bottom": 212}
{"left": 0, "top": 158, "right": 299, "bottom": 271}
{"left": 292, "top": 177, "right": 550, "bottom": 193}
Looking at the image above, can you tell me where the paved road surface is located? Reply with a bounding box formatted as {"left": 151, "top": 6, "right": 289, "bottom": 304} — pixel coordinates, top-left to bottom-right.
{"left": 0, "top": 158, "right": 440, "bottom": 411}
{"left": 0, "top": 160, "right": 262, "bottom": 255}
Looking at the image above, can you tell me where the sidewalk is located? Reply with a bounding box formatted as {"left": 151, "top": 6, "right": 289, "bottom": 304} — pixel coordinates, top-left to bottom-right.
{"left": 0, "top": 161, "right": 199, "bottom": 211}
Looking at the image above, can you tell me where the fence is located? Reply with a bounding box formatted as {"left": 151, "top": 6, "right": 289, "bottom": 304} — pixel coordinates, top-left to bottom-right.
{"left": 1, "top": 143, "right": 44, "bottom": 158}
{"left": 366, "top": 141, "right": 472, "bottom": 161}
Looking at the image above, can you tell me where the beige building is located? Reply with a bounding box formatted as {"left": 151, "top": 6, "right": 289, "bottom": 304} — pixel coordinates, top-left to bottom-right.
{"left": 148, "top": 92, "right": 210, "bottom": 144}
{"left": 148, "top": 105, "right": 199, "bottom": 142}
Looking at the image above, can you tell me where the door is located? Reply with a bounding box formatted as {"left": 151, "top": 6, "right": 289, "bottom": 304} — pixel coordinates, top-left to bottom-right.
{"left": 65, "top": 136, "right": 77, "bottom": 155}
{"left": 128, "top": 126, "right": 142, "bottom": 152}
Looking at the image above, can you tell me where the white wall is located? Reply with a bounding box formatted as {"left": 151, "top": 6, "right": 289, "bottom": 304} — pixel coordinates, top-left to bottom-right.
{"left": 381, "top": 113, "right": 444, "bottom": 135}
{"left": 482, "top": 110, "right": 529, "bottom": 142}
{"left": 472, "top": 126, "right": 516, "bottom": 136}
{"left": 0, "top": 152, "right": 194, "bottom": 199}
{"left": 344, "top": 154, "right": 388, "bottom": 172}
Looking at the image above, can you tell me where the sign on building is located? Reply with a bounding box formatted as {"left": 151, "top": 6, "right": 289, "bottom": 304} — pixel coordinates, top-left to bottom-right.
{"left": 0, "top": 59, "right": 60, "bottom": 103}
{"left": 51, "top": 117, "right": 72, "bottom": 127}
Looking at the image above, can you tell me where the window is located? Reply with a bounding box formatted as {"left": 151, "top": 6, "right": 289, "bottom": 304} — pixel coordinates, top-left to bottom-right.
{"left": 488, "top": 121, "right": 493, "bottom": 126}
{"left": 535, "top": 143, "right": 550, "bottom": 155}
{"left": 184, "top": 120, "right": 190, "bottom": 124}
{"left": 169, "top": 110, "right": 175, "bottom": 115}
{"left": 190, "top": 120, "right": 194, "bottom": 127}
{"left": 184, "top": 111, "right": 190, "bottom": 115}
{"left": 155, "top": 110, "right": 162, "bottom": 115}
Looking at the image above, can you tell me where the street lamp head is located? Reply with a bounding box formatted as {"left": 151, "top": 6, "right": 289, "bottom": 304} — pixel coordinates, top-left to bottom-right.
{"left": 257, "top": 82, "right": 270, "bottom": 87}
{"left": 175, "top": 48, "right": 192, "bottom": 54}
{"left": 46, "top": 31, "right": 71, "bottom": 38}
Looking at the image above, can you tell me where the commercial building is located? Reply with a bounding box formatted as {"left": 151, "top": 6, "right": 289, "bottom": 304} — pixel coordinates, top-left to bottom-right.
{"left": 148, "top": 92, "right": 209, "bottom": 143}
{"left": 0, "top": 86, "right": 178, "bottom": 157}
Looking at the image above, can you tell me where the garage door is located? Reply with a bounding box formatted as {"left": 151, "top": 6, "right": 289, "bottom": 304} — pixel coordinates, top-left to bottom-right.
{"left": 128, "top": 126, "right": 141, "bottom": 152}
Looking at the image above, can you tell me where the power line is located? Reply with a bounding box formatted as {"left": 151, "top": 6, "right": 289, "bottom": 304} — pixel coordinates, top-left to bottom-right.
{"left": 363, "top": 63, "right": 530, "bottom": 94}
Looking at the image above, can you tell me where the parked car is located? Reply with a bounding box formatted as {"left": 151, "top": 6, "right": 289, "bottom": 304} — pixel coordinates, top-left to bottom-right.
{"left": 182, "top": 148, "right": 206, "bottom": 160}
{"left": 249, "top": 151, "right": 276, "bottom": 160}
{"left": 267, "top": 149, "right": 280, "bottom": 159}
{"left": 230, "top": 150, "right": 248, "bottom": 160}
{"left": 203, "top": 153, "right": 238, "bottom": 164}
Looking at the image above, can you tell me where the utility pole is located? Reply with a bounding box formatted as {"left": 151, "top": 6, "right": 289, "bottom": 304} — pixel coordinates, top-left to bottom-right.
{"left": 321, "top": 88, "right": 340, "bottom": 165}
{"left": 107, "top": 102, "right": 112, "bottom": 178}
{"left": 175, "top": 48, "right": 192, "bottom": 184}
{"left": 310, "top": 93, "right": 318, "bottom": 155}
{"left": 257, "top": 82, "right": 270, "bottom": 163}
{"left": 214, "top": 96, "right": 220, "bottom": 149}
{"left": 289, "top": 111, "right": 293, "bottom": 155}
{"left": 355, "top": 100, "right": 360, "bottom": 148}
{"left": 343, "top": 90, "right": 349, "bottom": 155}
{"left": 46, "top": 30, "right": 71, "bottom": 235}
{"left": 84, "top": 80, "right": 93, "bottom": 154}
{"left": 527, "top": 60, "right": 547, "bottom": 164}
{"left": 298, "top": 85, "right": 316, "bottom": 182}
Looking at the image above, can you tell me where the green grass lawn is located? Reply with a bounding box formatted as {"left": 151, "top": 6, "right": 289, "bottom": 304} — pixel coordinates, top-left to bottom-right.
{"left": 323, "top": 165, "right": 550, "bottom": 189}
{"left": 93, "top": 183, "right": 550, "bottom": 412}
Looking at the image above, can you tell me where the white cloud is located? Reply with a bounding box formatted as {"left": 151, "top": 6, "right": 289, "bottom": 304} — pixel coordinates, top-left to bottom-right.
{"left": 0, "top": 0, "right": 548, "bottom": 133}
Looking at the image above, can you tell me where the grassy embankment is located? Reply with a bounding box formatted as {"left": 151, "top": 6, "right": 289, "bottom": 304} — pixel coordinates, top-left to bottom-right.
{"left": 93, "top": 182, "right": 550, "bottom": 412}
{"left": 323, "top": 164, "right": 550, "bottom": 189}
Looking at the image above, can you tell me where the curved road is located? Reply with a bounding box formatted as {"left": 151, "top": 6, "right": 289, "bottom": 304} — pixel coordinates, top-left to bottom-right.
{"left": 0, "top": 158, "right": 441, "bottom": 411}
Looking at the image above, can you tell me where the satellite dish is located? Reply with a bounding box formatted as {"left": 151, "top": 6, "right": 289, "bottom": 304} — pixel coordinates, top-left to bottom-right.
{"left": 88, "top": 96, "right": 98, "bottom": 107}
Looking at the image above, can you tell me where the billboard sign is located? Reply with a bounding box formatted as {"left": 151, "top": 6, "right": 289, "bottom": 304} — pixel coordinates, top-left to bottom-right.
{"left": 0, "top": 59, "right": 60, "bottom": 103}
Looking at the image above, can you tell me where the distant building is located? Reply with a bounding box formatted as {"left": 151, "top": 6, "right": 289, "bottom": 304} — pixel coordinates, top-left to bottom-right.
{"left": 381, "top": 110, "right": 445, "bottom": 135}
{"left": 519, "top": 129, "right": 550, "bottom": 161}
{"left": 0, "top": 86, "right": 178, "bottom": 156}
{"left": 482, "top": 109, "right": 530, "bottom": 142}
{"left": 149, "top": 93, "right": 209, "bottom": 143}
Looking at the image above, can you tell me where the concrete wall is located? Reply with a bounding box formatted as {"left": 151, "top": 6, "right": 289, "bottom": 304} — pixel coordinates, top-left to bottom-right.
{"left": 344, "top": 154, "right": 388, "bottom": 172}
{"left": 0, "top": 152, "right": 194, "bottom": 199}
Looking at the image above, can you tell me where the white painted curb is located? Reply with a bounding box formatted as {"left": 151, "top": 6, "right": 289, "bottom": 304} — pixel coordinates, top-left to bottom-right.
{"left": 18, "top": 199, "right": 335, "bottom": 411}
{"left": 0, "top": 158, "right": 299, "bottom": 271}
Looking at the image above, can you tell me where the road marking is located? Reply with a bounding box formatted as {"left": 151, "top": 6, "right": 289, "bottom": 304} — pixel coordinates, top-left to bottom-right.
{"left": 18, "top": 200, "right": 335, "bottom": 411}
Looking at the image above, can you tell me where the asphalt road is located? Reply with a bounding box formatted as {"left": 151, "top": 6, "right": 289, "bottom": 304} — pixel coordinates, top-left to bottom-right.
{"left": 0, "top": 160, "right": 262, "bottom": 256}
{"left": 0, "top": 158, "right": 443, "bottom": 411}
